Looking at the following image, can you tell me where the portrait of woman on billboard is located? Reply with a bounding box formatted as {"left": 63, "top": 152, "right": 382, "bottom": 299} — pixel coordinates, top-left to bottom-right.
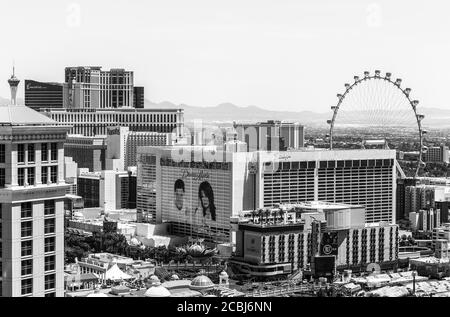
{"left": 196, "top": 181, "right": 217, "bottom": 221}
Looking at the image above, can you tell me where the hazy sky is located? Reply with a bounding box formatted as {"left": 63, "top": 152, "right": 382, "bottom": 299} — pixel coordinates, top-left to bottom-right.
{"left": 0, "top": 0, "right": 449, "bottom": 112}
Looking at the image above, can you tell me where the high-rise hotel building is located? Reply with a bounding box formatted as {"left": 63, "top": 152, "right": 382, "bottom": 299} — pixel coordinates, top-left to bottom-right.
{"left": 136, "top": 147, "right": 396, "bottom": 244}
{"left": 64, "top": 66, "right": 134, "bottom": 109}
{"left": 0, "top": 104, "right": 70, "bottom": 297}
{"left": 24, "top": 80, "right": 64, "bottom": 111}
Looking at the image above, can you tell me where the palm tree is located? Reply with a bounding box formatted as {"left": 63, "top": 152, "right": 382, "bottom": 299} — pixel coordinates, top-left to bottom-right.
{"left": 257, "top": 209, "right": 263, "bottom": 224}
{"left": 271, "top": 210, "right": 278, "bottom": 224}
{"left": 264, "top": 209, "right": 271, "bottom": 224}
{"left": 251, "top": 210, "right": 257, "bottom": 223}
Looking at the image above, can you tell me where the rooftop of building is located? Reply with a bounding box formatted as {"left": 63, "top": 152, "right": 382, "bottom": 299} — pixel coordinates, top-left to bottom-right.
{"left": 239, "top": 201, "right": 362, "bottom": 220}
{"left": 137, "top": 145, "right": 396, "bottom": 161}
{"left": 410, "top": 256, "right": 450, "bottom": 265}
{"left": 25, "top": 79, "right": 64, "bottom": 87}
{"left": 80, "top": 253, "right": 135, "bottom": 265}
{"left": 0, "top": 104, "right": 60, "bottom": 126}
{"left": 234, "top": 120, "right": 303, "bottom": 127}
{"left": 66, "top": 134, "right": 107, "bottom": 140}
{"left": 40, "top": 107, "right": 183, "bottom": 113}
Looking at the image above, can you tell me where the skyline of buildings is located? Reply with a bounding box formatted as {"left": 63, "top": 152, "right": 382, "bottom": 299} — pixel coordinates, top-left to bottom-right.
{"left": 2, "top": 63, "right": 450, "bottom": 298}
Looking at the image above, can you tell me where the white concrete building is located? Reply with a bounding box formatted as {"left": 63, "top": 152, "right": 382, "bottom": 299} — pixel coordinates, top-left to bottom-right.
{"left": 0, "top": 104, "right": 70, "bottom": 297}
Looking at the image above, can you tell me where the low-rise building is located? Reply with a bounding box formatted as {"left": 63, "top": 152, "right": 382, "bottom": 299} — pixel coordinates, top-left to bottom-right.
{"left": 229, "top": 201, "right": 399, "bottom": 278}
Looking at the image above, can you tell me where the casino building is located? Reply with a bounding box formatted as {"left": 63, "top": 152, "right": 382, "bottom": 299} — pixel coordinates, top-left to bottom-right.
{"left": 136, "top": 147, "right": 397, "bottom": 244}
{"left": 40, "top": 108, "right": 184, "bottom": 137}
{"left": 229, "top": 202, "right": 399, "bottom": 277}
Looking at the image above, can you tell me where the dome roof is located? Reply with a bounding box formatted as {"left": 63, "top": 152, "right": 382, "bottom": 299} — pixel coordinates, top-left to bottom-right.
{"left": 190, "top": 275, "right": 215, "bottom": 290}
{"left": 0, "top": 104, "right": 57, "bottom": 126}
{"left": 219, "top": 271, "right": 229, "bottom": 278}
{"left": 144, "top": 286, "right": 171, "bottom": 298}
{"left": 147, "top": 275, "right": 161, "bottom": 286}
{"left": 171, "top": 274, "right": 180, "bottom": 280}
{"left": 149, "top": 275, "right": 160, "bottom": 281}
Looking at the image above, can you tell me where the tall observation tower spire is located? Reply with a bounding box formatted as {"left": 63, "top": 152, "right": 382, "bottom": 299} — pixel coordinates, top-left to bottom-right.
{"left": 8, "top": 64, "right": 20, "bottom": 105}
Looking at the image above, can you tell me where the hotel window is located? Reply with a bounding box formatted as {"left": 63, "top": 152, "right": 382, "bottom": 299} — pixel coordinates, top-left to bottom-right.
{"left": 21, "top": 259, "right": 33, "bottom": 276}
{"left": 18, "top": 168, "right": 25, "bottom": 186}
{"left": 18, "top": 144, "right": 25, "bottom": 163}
{"left": 45, "top": 274, "right": 55, "bottom": 290}
{"left": 21, "top": 202, "right": 32, "bottom": 218}
{"left": 21, "top": 221, "right": 32, "bottom": 238}
{"left": 45, "top": 255, "right": 55, "bottom": 271}
{"left": 0, "top": 168, "right": 5, "bottom": 188}
{"left": 21, "top": 240, "right": 33, "bottom": 257}
{"left": 27, "top": 167, "right": 35, "bottom": 186}
{"left": 21, "top": 278, "right": 33, "bottom": 295}
{"left": 27, "top": 144, "right": 35, "bottom": 163}
{"left": 50, "top": 143, "right": 57, "bottom": 161}
{"left": 44, "top": 200, "right": 55, "bottom": 216}
{"left": 41, "top": 143, "right": 48, "bottom": 162}
{"left": 44, "top": 237, "right": 55, "bottom": 253}
{"left": 0, "top": 144, "right": 5, "bottom": 163}
{"left": 50, "top": 166, "right": 57, "bottom": 184}
{"left": 41, "top": 167, "right": 48, "bottom": 184}
{"left": 44, "top": 218, "right": 55, "bottom": 234}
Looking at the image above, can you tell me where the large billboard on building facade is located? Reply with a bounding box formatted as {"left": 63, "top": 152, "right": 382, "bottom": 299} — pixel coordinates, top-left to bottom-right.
{"left": 160, "top": 159, "right": 233, "bottom": 243}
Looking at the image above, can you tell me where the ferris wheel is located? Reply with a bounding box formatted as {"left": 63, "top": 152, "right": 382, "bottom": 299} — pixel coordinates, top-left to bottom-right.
{"left": 326, "top": 70, "right": 426, "bottom": 178}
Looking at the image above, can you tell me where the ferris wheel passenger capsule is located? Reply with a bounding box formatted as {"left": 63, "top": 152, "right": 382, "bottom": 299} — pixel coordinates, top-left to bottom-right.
{"left": 421, "top": 129, "right": 428, "bottom": 135}
{"left": 344, "top": 83, "right": 350, "bottom": 89}
{"left": 354, "top": 76, "right": 359, "bottom": 82}
{"left": 327, "top": 120, "right": 332, "bottom": 125}
{"left": 331, "top": 106, "right": 336, "bottom": 110}
{"left": 419, "top": 161, "right": 426, "bottom": 168}
{"left": 395, "top": 78, "right": 402, "bottom": 86}
{"left": 416, "top": 114, "right": 425, "bottom": 121}
{"left": 375, "top": 70, "right": 381, "bottom": 77}
{"left": 422, "top": 146, "right": 428, "bottom": 153}
{"left": 385, "top": 72, "right": 392, "bottom": 80}
{"left": 364, "top": 71, "right": 370, "bottom": 78}
{"left": 412, "top": 100, "right": 419, "bottom": 106}
{"left": 404, "top": 88, "right": 411, "bottom": 96}
{"left": 337, "top": 94, "right": 343, "bottom": 100}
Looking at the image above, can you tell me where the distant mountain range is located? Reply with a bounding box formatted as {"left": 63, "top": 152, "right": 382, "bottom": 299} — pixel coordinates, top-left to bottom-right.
{"left": 145, "top": 100, "right": 450, "bottom": 128}
{"left": 1, "top": 96, "right": 448, "bottom": 128}
{"left": 145, "top": 100, "right": 329, "bottom": 126}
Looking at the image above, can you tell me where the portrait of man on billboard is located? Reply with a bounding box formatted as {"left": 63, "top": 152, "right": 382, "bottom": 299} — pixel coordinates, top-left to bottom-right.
{"left": 196, "top": 181, "right": 217, "bottom": 222}
{"left": 174, "top": 179, "right": 188, "bottom": 216}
